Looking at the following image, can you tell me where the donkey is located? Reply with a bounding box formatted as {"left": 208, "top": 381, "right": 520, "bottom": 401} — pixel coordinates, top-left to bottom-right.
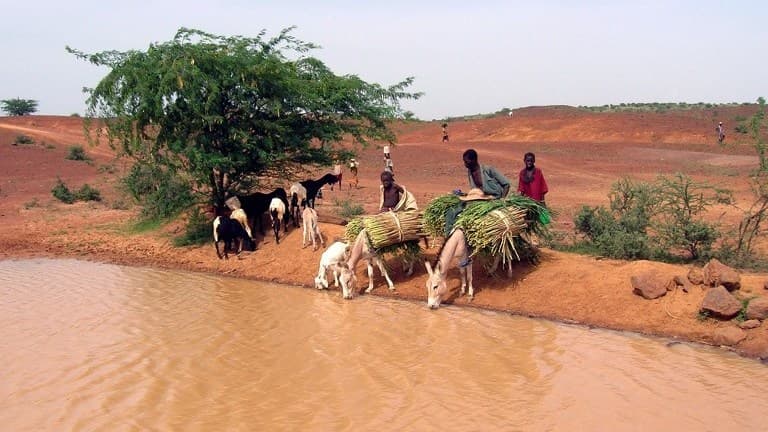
{"left": 424, "top": 228, "right": 473, "bottom": 309}
{"left": 344, "top": 229, "right": 417, "bottom": 294}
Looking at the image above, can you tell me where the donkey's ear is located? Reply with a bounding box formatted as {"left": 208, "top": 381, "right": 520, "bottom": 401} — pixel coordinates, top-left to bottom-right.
{"left": 424, "top": 261, "right": 433, "bottom": 276}
{"left": 434, "top": 261, "right": 442, "bottom": 273}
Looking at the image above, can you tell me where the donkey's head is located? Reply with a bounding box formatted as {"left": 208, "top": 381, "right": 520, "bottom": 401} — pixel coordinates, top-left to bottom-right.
{"left": 424, "top": 261, "right": 448, "bottom": 309}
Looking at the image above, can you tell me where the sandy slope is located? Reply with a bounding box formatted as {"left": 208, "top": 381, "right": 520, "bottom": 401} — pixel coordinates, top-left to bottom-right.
{"left": 1, "top": 109, "right": 767, "bottom": 360}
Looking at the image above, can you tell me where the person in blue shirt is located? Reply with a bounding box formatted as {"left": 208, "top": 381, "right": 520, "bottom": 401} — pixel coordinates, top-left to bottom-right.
{"left": 462, "top": 148, "right": 511, "bottom": 199}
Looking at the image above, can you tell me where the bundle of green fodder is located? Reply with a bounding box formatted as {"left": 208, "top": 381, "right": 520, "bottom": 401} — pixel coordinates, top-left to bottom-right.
{"left": 345, "top": 210, "right": 424, "bottom": 256}
{"left": 456, "top": 203, "right": 527, "bottom": 264}
{"left": 423, "top": 194, "right": 461, "bottom": 238}
{"left": 425, "top": 194, "right": 552, "bottom": 264}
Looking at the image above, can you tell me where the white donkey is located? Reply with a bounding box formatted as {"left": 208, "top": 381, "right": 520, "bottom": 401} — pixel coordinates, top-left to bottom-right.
{"left": 424, "top": 228, "right": 474, "bottom": 309}
{"left": 345, "top": 229, "right": 416, "bottom": 294}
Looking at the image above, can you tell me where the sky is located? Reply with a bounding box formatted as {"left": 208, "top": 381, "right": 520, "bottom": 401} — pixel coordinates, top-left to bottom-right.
{"left": 1, "top": 0, "right": 766, "bottom": 120}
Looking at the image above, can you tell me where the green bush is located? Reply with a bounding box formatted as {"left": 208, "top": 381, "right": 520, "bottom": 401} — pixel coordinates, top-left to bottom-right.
{"left": 173, "top": 209, "right": 212, "bottom": 246}
{"left": 75, "top": 184, "right": 102, "bottom": 202}
{"left": 51, "top": 178, "right": 75, "bottom": 204}
{"left": 123, "top": 162, "right": 194, "bottom": 220}
{"left": 735, "top": 124, "right": 749, "bottom": 134}
{"left": 66, "top": 145, "right": 92, "bottom": 162}
{"left": 335, "top": 199, "right": 364, "bottom": 219}
{"left": 13, "top": 135, "right": 34, "bottom": 145}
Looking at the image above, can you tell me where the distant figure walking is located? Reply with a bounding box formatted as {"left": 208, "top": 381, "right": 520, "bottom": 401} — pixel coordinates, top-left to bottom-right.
{"left": 716, "top": 121, "right": 726, "bottom": 144}
{"left": 383, "top": 144, "right": 391, "bottom": 159}
{"left": 384, "top": 155, "right": 394, "bottom": 174}
{"left": 349, "top": 158, "right": 359, "bottom": 189}
{"left": 442, "top": 122, "right": 449, "bottom": 143}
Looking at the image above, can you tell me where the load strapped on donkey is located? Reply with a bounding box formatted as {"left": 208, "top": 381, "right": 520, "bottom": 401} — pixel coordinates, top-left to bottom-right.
{"left": 423, "top": 191, "right": 552, "bottom": 269}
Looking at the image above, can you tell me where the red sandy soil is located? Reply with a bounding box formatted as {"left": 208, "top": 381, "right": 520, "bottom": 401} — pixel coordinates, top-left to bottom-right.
{"left": 1, "top": 108, "right": 767, "bottom": 360}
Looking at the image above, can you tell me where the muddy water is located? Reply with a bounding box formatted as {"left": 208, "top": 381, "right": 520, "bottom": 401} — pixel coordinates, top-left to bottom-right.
{"left": 1, "top": 259, "right": 766, "bottom": 431}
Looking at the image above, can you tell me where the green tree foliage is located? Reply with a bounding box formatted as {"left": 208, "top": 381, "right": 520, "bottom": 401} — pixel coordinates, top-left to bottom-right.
{"left": 1, "top": 98, "right": 38, "bottom": 116}
{"left": 573, "top": 175, "right": 728, "bottom": 261}
{"left": 68, "top": 27, "right": 421, "bottom": 208}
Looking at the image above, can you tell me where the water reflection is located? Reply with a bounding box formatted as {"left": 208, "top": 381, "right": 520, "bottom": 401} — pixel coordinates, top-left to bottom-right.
{"left": 1, "top": 258, "right": 767, "bottom": 431}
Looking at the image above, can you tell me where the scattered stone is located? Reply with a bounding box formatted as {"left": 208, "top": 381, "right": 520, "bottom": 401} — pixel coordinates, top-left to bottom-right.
{"left": 702, "top": 259, "right": 741, "bottom": 291}
{"left": 746, "top": 296, "right": 768, "bottom": 320}
{"left": 700, "top": 286, "right": 742, "bottom": 319}
{"left": 712, "top": 326, "right": 747, "bottom": 346}
{"left": 764, "top": 280, "right": 768, "bottom": 290}
{"left": 673, "top": 275, "right": 693, "bottom": 293}
{"left": 738, "top": 320, "right": 761, "bottom": 330}
{"left": 631, "top": 273, "right": 671, "bottom": 299}
{"left": 687, "top": 267, "right": 705, "bottom": 285}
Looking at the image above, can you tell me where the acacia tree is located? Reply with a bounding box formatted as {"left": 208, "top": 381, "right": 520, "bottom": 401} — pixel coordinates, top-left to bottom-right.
{"left": 1, "top": 98, "right": 38, "bottom": 116}
{"left": 67, "top": 27, "right": 420, "bottom": 207}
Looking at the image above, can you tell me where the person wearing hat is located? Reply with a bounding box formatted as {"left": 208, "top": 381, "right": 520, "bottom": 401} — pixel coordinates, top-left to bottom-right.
{"left": 462, "top": 149, "right": 511, "bottom": 199}
{"left": 716, "top": 121, "right": 725, "bottom": 144}
{"left": 349, "top": 158, "right": 359, "bottom": 189}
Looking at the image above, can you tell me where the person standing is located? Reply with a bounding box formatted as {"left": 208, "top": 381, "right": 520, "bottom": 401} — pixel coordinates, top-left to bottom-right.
{"left": 348, "top": 158, "right": 359, "bottom": 189}
{"left": 517, "top": 152, "right": 548, "bottom": 205}
{"left": 716, "top": 121, "right": 726, "bottom": 144}
{"left": 462, "top": 149, "right": 510, "bottom": 199}
{"left": 383, "top": 144, "right": 391, "bottom": 159}
{"left": 442, "top": 123, "right": 449, "bottom": 143}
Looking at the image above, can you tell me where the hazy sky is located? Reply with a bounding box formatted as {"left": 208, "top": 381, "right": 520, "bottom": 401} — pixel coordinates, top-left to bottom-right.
{"left": 2, "top": 1, "right": 766, "bottom": 120}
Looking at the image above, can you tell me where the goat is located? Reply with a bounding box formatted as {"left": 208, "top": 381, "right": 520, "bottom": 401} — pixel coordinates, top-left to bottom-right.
{"left": 269, "top": 197, "right": 288, "bottom": 244}
{"left": 424, "top": 228, "right": 473, "bottom": 309}
{"left": 300, "top": 173, "right": 338, "bottom": 209}
{"left": 229, "top": 208, "right": 255, "bottom": 251}
{"left": 213, "top": 215, "right": 249, "bottom": 259}
{"left": 231, "top": 188, "right": 290, "bottom": 236}
{"left": 315, "top": 241, "right": 356, "bottom": 299}
{"left": 301, "top": 206, "right": 325, "bottom": 251}
{"left": 289, "top": 182, "right": 307, "bottom": 227}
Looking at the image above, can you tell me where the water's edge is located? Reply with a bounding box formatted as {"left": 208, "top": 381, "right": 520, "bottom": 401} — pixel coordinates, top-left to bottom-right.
{"left": 3, "top": 253, "right": 758, "bottom": 363}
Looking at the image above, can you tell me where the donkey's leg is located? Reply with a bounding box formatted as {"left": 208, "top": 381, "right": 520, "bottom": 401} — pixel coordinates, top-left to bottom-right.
{"left": 459, "top": 267, "right": 467, "bottom": 296}
{"left": 466, "top": 262, "right": 475, "bottom": 299}
{"left": 376, "top": 258, "right": 396, "bottom": 291}
{"left": 364, "top": 260, "right": 376, "bottom": 293}
{"left": 403, "top": 258, "right": 414, "bottom": 277}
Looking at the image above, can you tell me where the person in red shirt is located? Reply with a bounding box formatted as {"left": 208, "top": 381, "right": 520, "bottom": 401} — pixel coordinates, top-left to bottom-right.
{"left": 517, "top": 152, "right": 548, "bottom": 205}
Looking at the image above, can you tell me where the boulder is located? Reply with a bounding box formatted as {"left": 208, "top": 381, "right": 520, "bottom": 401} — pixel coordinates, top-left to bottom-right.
{"left": 673, "top": 275, "right": 693, "bottom": 293}
{"left": 746, "top": 296, "right": 768, "bottom": 320}
{"left": 687, "top": 267, "right": 705, "bottom": 285}
{"left": 712, "top": 326, "right": 747, "bottom": 346}
{"left": 631, "top": 273, "right": 671, "bottom": 299}
{"left": 700, "top": 286, "right": 742, "bottom": 319}
{"left": 738, "top": 319, "right": 762, "bottom": 330}
{"left": 702, "top": 259, "right": 740, "bottom": 291}
{"left": 764, "top": 280, "right": 768, "bottom": 290}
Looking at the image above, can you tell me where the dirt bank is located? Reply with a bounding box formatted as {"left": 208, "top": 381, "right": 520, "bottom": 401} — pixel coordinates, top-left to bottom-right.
{"left": 2, "top": 110, "right": 767, "bottom": 360}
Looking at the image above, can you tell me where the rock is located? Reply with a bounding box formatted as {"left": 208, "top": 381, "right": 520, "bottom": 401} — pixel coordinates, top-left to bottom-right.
{"left": 700, "top": 286, "right": 742, "bottom": 319}
{"left": 738, "top": 319, "right": 761, "bottom": 330}
{"left": 702, "top": 259, "right": 741, "bottom": 291}
{"left": 673, "top": 275, "right": 693, "bottom": 293}
{"left": 631, "top": 273, "right": 671, "bottom": 299}
{"left": 746, "top": 296, "right": 768, "bottom": 320}
{"left": 712, "top": 326, "right": 747, "bottom": 346}
{"left": 687, "top": 267, "right": 705, "bottom": 285}
{"left": 764, "top": 280, "right": 768, "bottom": 290}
